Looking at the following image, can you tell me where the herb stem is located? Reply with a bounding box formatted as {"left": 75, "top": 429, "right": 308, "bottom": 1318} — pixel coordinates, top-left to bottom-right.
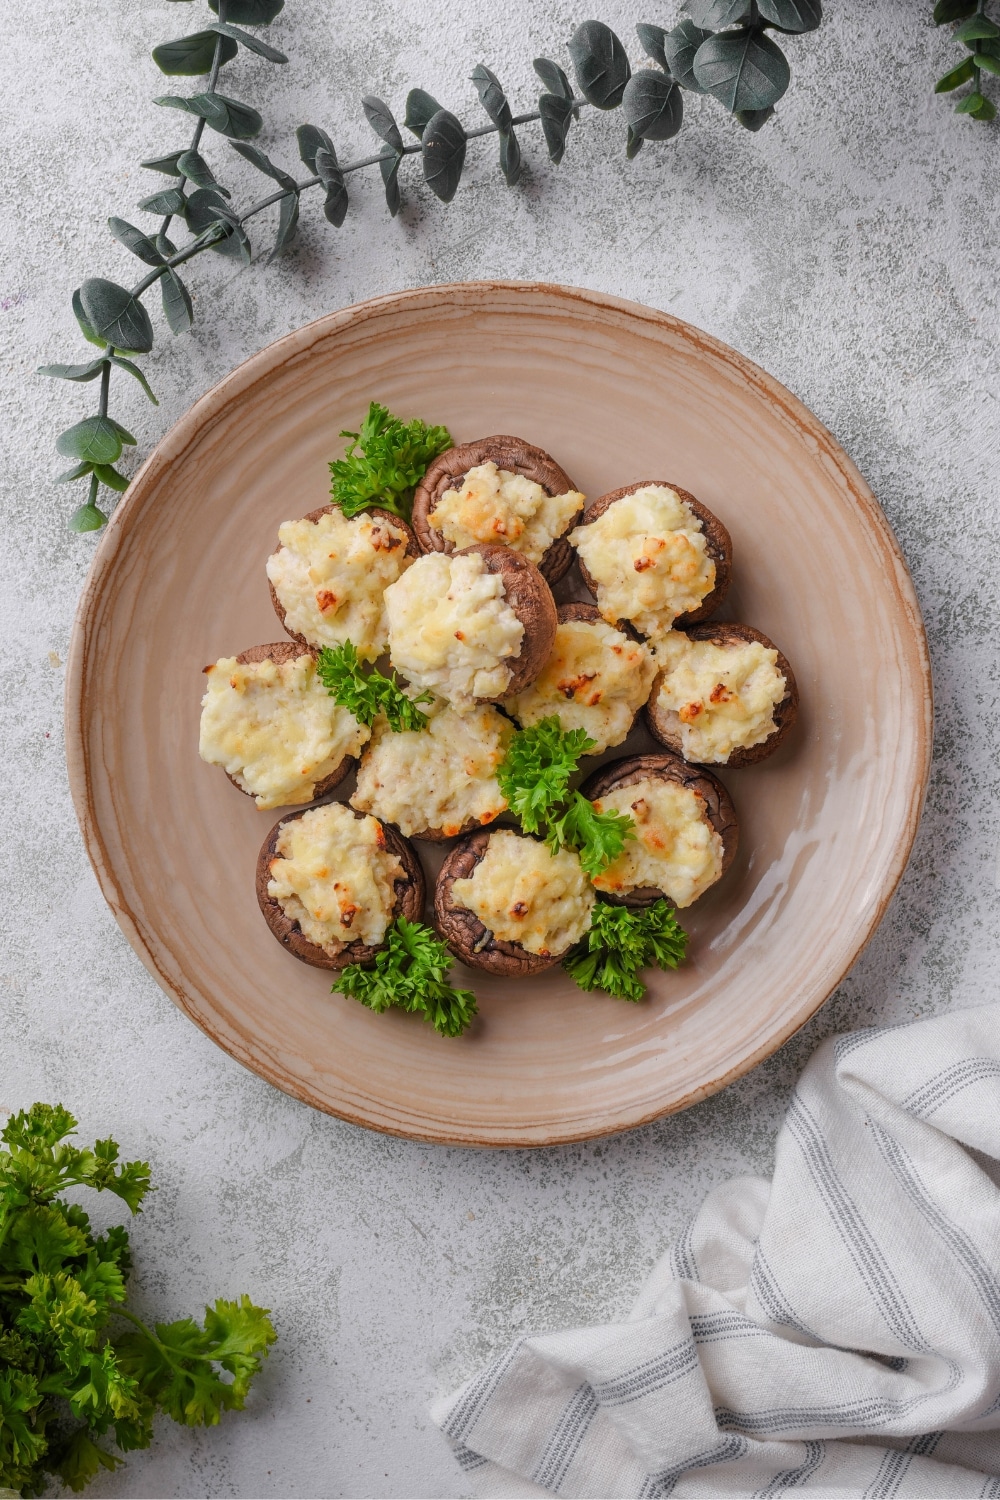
{"left": 161, "top": 0, "right": 228, "bottom": 241}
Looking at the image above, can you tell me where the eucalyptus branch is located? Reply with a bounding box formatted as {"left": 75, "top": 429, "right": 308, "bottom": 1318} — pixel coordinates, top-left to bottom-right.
{"left": 933, "top": 0, "right": 1000, "bottom": 118}
{"left": 40, "top": 0, "right": 823, "bottom": 535}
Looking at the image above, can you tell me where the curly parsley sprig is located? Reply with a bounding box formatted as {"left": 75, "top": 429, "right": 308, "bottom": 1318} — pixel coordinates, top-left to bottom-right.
{"left": 496, "top": 717, "right": 633, "bottom": 878}
{"left": 329, "top": 402, "right": 452, "bottom": 521}
{"left": 563, "top": 899, "right": 688, "bottom": 1004}
{"left": 333, "top": 918, "right": 478, "bottom": 1037}
{"left": 316, "top": 641, "right": 432, "bottom": 732}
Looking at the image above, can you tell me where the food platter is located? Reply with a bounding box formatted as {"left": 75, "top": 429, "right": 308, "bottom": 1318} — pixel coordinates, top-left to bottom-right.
{"left": 66, "top": 282, "right": 931, "bottom": 1146}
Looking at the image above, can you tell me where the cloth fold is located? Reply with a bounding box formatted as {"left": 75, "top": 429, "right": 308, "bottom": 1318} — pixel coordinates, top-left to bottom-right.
{"left": 432, "top": 1003, "right": 1000, "bottom": 1498}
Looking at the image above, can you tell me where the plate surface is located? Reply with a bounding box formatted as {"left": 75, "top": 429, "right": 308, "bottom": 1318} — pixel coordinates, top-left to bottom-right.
{"left": 66, "top": 282, "right": 931, "bottom": 1147}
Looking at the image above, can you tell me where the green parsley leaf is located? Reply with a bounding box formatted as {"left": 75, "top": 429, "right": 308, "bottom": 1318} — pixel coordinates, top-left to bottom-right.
{"left": 315, "top": 641, "right": 432, "bottom": 732}
{"left": 546, "top": 792, "right": 634, "bottom": 878}
{"left": 329, "top": 400, "right": 452, "bottom": 521}
{"left": 563, "top": 899, "right": 688, "bottom": 1003}
{"left": 333, "top": 917, "right": 478, "bottom": 1038}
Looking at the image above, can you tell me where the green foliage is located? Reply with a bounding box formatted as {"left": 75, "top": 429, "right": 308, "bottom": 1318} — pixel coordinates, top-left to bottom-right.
{"left": 329, "top": 400, "right": 452, "bottom": 521}
{"left": 315, "top": 641, "right": 433, "bottom": 730}
{"left": 934, "top": 0, "right": 1000, "bottom": 118}
{"left": 563, "top": 899, "right": 688, "bottom": 1003}
{"left": 421, "top": 110, "right": 467, "bottom": 202}
{"left": 0, "top": 1104, "right": 275, "bottom": 1495}
{"left": 333, "top": 918, "right": 478, "bottom": 1037}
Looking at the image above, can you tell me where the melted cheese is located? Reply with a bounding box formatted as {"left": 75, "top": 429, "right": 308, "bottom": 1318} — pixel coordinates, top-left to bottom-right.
{"left": 569, "top": 486, "right": 715, "bottom": 638}
{"left": 507, "top": 618, "right": 656, "bottom": 753}
{"left": 591, "top": 777, "right": 723, "bottom": 908}
{"left": 652, "top": 631, "right": 786, "bottom": 762}
{"left": 429, "top": 461, "right": 584, "bottom": 565}
{"left": 450, "top": 830, "right": 595, "bottom": 956}
{"left": 266, "top": 508, "right": 413, "bottom": 658}
{"left": 351, "top": 702, "right": 511, "bottom": 838}
{"left": 199, "top": 653, "right": 369, "bottom": 810}
{"left": 384, "top": 551, "right": 524, "bottom": 710}
{"left": 267, "top": 803, "right": 402, "bottom": 954}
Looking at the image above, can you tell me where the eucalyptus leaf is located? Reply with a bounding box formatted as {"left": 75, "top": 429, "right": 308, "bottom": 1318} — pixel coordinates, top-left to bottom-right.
{"left": 155, "top": 91, "right": 263, "bottom": 140}
{"left": 472, "top": 65, "right": 513, "bottom": 132}
{"left": 56, "top": 416, "right": 132, "bottom": 465}
{"left": 380, "top": 153, "right": 402, "bottom": 217}
{"left": 230, "top": 140, "right": 298, "bottom": 190}
{"left": 626, "top": 126, "right": 644, "bottom": 159}
{"left": 156, "top": 231, "right": 178, "bottom": 257}
{"left": 69, "top": 504, "right": 107, "bottom": 533}
{"left": 314, "top": 145, "right": 348, "bottom": 225}
{"left": 78, "top": 279, "right": 154, "bottom": 354}
{"left": 297, "top": 124, "right": 334, "bottom": 174}
{"left": 183, "top": 187, "right": 250, "bottom": 263}
{"left": 404, "top": 88, "right": 443, "bottom": 139}
{"left": 137, "top": 188, "right": 186, "bottom": 216}
{"left": 208, "top": 21, "right": 287, "bottom": 60}
{"left": 539, "top": 92, "right": 574, "bottom": 163}
{"left": 72, "top": 288, "right": 106, "bottom": 349}
{"left": 38, "top": 360, "right": 106, "bottom": 383}
{"left": 664, "top": 20, "right": 711, "bottom": 92}
{"left": 268, "top": 190, "right": 299, "bottom": 260}
{"left": 108, "top": 218, "right": 164, "bottom": 266}
{"left": 498, "top": 127, "right": 522, "bottom": 186}
{"left": 693, "top": 28, "right": 790, "bottom": 112}
{"left": 935, "top": 56, "right": 976, "bottom": 90}
{"left": 533, "top": 57, "right": 575, "bottom": 105}
{"left": 955, "top": 89, "right": 988, "bottom": 112}
{"left": 756, "top": 0, "right": 822, "bottom": 31}
{"left": 362, "top": 95, "right": 404, "bottom": 153}
{"left": 141, "top": 150, "right": 185, "bottom": 176}
{"left": 161, "top": 268, "right": 194, "bottom": 334}
{"left": 93, "top": 464, "right": 131, "bottom": 492}
{"left": 176, "top": 149, "right": 230, "bottom": 196}
{"left": 568, "top": 20, "right": 631, "bottom": 110}
{"left": 109, "top": 355, "right": 159, "bottom": 404}
{"left": 55, "top": 462, "right": 94, "bottom": 483}
{"left": 684, "top": 0, "right": 754, "bottom": 27}
{"left": 152, "top": 30, "right": 237, "bottom": 76}
{"left": 422, "top": 109, "right": 467, "bottom": 203}
{"left": 635, "top": 24, "right": 669, "bottom": 72}
{"left": 622, "top": 70, "right": 683, "bottom": 141}
{"left": 736, "top": 104, "right": 775, "bottom": 129}
{"left": 933, "top": 0, "right": 976, "bottom": 20}
{"left": 207, "top": 0, "right": 284, "bottom": 22}
{"left": 968, "top": 95, "right": 997, "bottom": 119}
{"left": 975, "top": 51, "right": 1000, "bottom": 76}
{"left": 954, "top": 14, "right": 1000, "bottom": 41}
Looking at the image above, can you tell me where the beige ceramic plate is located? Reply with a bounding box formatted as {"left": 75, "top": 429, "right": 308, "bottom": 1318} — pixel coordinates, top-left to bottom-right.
{"left": 66, "top": 282, "right": 931, "bottom": 1147}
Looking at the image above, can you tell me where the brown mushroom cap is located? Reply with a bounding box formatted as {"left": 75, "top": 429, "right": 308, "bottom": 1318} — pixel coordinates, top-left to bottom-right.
{"left": 574, "top": 481, "right": 732, "bottom": 630}
{"left": 412, "top": 436, "right": 582, "bottom": 584}
{"left": 579, "top": 752, "right": 739, "bottom": 908}
{"left": 645, "top": 622, "right": 799, "bottom": 768}
{"left": 220, "top": 642, "right": 356, "bottom": 803}
{"left": 454, "top": 544, "right": 558, "bottom": 700}
{"left": 256, "top": 806, "right": 425, "bottom": 970}
{"left": 434, "top": 829, "right": 568, "bottom": 976}
{"left": 268, "top": 503, "right": 419, "bottom": 645}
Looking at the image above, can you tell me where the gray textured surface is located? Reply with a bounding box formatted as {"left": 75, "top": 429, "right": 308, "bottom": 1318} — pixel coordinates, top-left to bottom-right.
{"left": 1, "top": 2, "right": 997, "bottom": 1496}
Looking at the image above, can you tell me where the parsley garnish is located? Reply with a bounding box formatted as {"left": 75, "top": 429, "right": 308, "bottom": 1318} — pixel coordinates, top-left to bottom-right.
{"left": 496, "top": 717, "right": 634, "bottom": 877}
{"left": 316, "top": 641, "right": 432, "bottom": 732}
{"left": 563, "top": 899, "right": 688, "bottom": 1003}
{"left": 0, "top": 1104, "right": 276, "bottom": 1496}
{"left": 333, "top": 918, "right": 478, "bottom": 1038}
{"left": 329, "top": 401, "right": 452, "bottom": 521}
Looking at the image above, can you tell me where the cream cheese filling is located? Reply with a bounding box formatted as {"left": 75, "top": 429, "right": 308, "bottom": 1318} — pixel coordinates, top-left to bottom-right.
{"left": 507, "top": 618, "right": 656, "bottom": 753}
{"left": 450, "top": 830, "right": 595, "bottom": 956}
{"left": 267, "top": 803, "right": 402, "bottom": 954}
{"left": 591, "top": 777, "right": 723, "bottom": 907}
{"left": 429, "top": 461, "right": 584, "bottom": 564}
{"left": 652, "top": 631, "right": 786, "bottom": 762}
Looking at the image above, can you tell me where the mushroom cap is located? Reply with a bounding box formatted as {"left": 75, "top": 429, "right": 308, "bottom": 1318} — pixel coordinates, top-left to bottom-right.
{"left": 268, "top": 503, "right": 420, "bottom": 645}
{"left": 256, "top": 806, "right": 425, "bottom": 970}
{"left": 412, "top": 435, "right": 581, "bottom": 583}
{"left": 579, "top": 751, "right": 739, "bottom": 908}
{"left": 434, "top": 829, "right": 567, "bottom": 976}
{"left": 574, "top": 481, "right": 732, "bottom": 630}
{"left": 645, "top": 621, "right": 798, "bottom": 768}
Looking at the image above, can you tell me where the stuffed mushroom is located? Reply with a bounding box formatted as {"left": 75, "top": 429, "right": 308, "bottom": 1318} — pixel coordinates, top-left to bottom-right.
{"left": 266, "top": 504, "right": 418, "bottom": 659}
{"left": 569, "top": 481, "right": 732, "bottom": 638}
{"left": 580, "top": 753, "right": 738, "bottom": 908}
{"left": 412, "top": 436, "right": 585, "bottom": 583}
{"left": 199, "top": 642, "right": 369, "bottom": 809}
{"left": 435, "top": 828, "right": 595, "bottom": 975}
{"left": 383, "top": 544, "right": 557, "bottom": 713}
{"left": 257, "top": 802, "right": 425, "bottom": 970}
{"left": 646, "top": 623, "right": 798, "bottom": 767}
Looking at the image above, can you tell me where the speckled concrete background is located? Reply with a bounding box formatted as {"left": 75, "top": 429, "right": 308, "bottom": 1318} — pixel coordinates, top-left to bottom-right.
{"left": 2, "top": 2, "right": 998, "bottom": 1495}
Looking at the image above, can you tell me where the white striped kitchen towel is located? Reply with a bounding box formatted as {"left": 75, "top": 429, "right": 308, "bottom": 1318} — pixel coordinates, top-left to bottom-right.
{"left": 431, "top": 1002, "right": 1000, "bottom": 1498}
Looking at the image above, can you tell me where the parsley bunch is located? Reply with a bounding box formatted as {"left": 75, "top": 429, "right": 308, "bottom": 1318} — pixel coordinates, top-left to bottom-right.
{"left": 0, "top": 1105, "right": 275, "bottom": 1496}
{"left": 316, "top": 642, "right": 432, "bottom": 733}
{"left": 333, "top": 918, "right": 478, "bottom": 1037}
{"left": 563, "top": 899, "right": 688, "bottom": 1003}
{"left": 329, "top": 402, "right": 453, "bottom": 521}
{"left": 496, "top": 718, "right": 634, "bottom": 878}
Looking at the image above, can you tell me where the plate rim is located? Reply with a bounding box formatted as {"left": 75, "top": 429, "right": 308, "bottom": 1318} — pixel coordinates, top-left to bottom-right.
{"left": 65, "top": 279, "right": 933, "bottom": 1146}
